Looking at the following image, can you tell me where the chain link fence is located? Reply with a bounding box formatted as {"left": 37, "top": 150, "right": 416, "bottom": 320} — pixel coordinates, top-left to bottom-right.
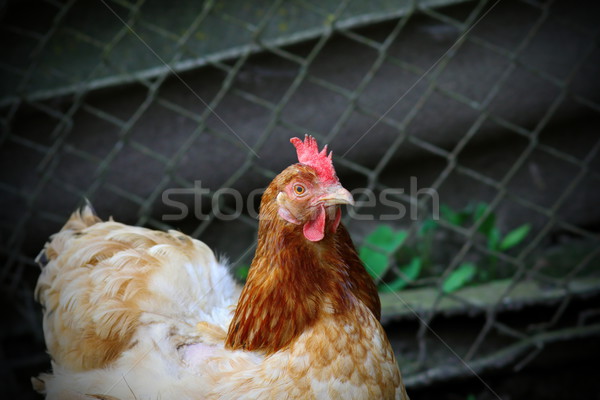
{"left": 2, "top": 0, "right": 600, "bottom": 398}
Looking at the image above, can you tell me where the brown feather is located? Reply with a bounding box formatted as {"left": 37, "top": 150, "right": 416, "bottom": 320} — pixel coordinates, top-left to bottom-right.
{"left": 34, "top": 159, "right": 407, "bottom": 398}
{"left": 226, "top": 164, "right": 381, "bottom": 354}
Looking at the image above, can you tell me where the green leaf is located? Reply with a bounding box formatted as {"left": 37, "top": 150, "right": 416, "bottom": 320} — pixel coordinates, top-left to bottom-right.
{"left": 359, "top": 246, "right": 389, "bottom": 280}
{"left": 500, "top": 224, "right": 531, "bottom": 250}
{"left": 419, "top": 219, "right": 438, "bottom": 236}
{"left": 442, "top": 262, "right": 477, "bottom": 293}
{"left": 442, "top": 204, "right": 476, "bottom": 226}
{"left": 487, "top": 227, "right": 501, "bottom": 251}
{"left": 379, "top": 257, "right": 422, "bottom": 292}
{"left": 364, "top": 225, "right": 407, "bottom": 253}
{"left": 473, "top": 202, "right": 487, "bottom": 220}
{"left": 235, "top": 265, "right": 250, "bottom": 281}
{"left": 474, "top": 202, "right": 496, "bottom": 238}
{"left": 441, "top": 204, "right": 462, "bottom": 226}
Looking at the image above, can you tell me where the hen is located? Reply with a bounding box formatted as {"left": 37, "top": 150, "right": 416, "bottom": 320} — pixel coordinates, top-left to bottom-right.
{"left": 33, "top": 135, "right": 408, "bottom": 399}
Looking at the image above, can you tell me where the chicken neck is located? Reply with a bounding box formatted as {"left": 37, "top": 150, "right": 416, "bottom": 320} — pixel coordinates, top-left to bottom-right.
{"left": 225, "top": 187, "right": 380, "bottom": 354}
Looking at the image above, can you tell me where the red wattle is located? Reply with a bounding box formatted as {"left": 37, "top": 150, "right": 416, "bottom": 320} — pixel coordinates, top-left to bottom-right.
{"left": 303, "top": 205, "right": 326, "bottom": 242}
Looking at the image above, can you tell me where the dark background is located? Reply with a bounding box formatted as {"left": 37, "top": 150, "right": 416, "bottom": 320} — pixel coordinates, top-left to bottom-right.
{"left": 1, "top": 0, "right": 599, "bottom": 398}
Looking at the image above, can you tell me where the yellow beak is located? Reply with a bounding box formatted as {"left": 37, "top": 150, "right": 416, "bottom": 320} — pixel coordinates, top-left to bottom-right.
{"left": 319, "top": 184, "right": 355, "bottom": 206}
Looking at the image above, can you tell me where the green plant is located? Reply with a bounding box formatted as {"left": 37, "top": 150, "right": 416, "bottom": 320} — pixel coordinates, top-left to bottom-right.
{"left": 441, "top": 202, "right": 530, "bottom": 251}
{"left": 358, "top": 225, "right": 422, "bottom": 292}
{"left": 382, "top": 256, "right": 422, "bottom": 292}
{"left": 359, "top": 202, "right": 531, "bottom": 294}
{"left": 440, "top": 202, "right": 531, "bottom": 283}
{"left": 235, "top": 264, "right": 250, "bottom": 281}
{"left": 359, "top": 225, "right": 406, "bottom": 278}
{"left": 442, "top": 262, "right": 476, "bottom": 293}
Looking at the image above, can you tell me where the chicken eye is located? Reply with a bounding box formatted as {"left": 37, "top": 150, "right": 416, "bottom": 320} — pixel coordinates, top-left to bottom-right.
{"left": 293, "top": 184, "right": 307, "bottom": 196}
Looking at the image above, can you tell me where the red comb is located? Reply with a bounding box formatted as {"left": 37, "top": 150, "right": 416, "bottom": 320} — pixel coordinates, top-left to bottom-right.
{"left": 290, "top": 135, "right": 338, "bottom": 184}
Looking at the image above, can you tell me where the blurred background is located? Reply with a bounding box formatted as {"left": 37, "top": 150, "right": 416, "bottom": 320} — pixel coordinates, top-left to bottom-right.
{"left": 1, "top": 0, "right": 599, "bottom": 398}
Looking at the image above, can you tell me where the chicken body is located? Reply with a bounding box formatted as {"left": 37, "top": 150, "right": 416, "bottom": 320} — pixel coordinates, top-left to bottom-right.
{"left": 34, "top": 137, "right": 408, "bottom": 399}
{"left": 34, "top": 207, "right": 241, "bottom": 398}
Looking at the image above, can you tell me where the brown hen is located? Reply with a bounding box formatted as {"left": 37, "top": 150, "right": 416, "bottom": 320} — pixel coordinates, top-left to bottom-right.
{"left": 34, "top": 135, "right": 408, "bottom": 399}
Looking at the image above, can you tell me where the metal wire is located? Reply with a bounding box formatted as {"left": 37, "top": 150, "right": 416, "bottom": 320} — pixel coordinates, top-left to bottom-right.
{"left": 1, "top": 0, "right": 599, "bottom": 396}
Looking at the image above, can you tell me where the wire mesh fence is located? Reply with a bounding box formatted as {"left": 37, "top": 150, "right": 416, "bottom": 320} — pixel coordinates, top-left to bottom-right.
{"left": 2, "top": 0, "right": 600, "bottom": 397}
